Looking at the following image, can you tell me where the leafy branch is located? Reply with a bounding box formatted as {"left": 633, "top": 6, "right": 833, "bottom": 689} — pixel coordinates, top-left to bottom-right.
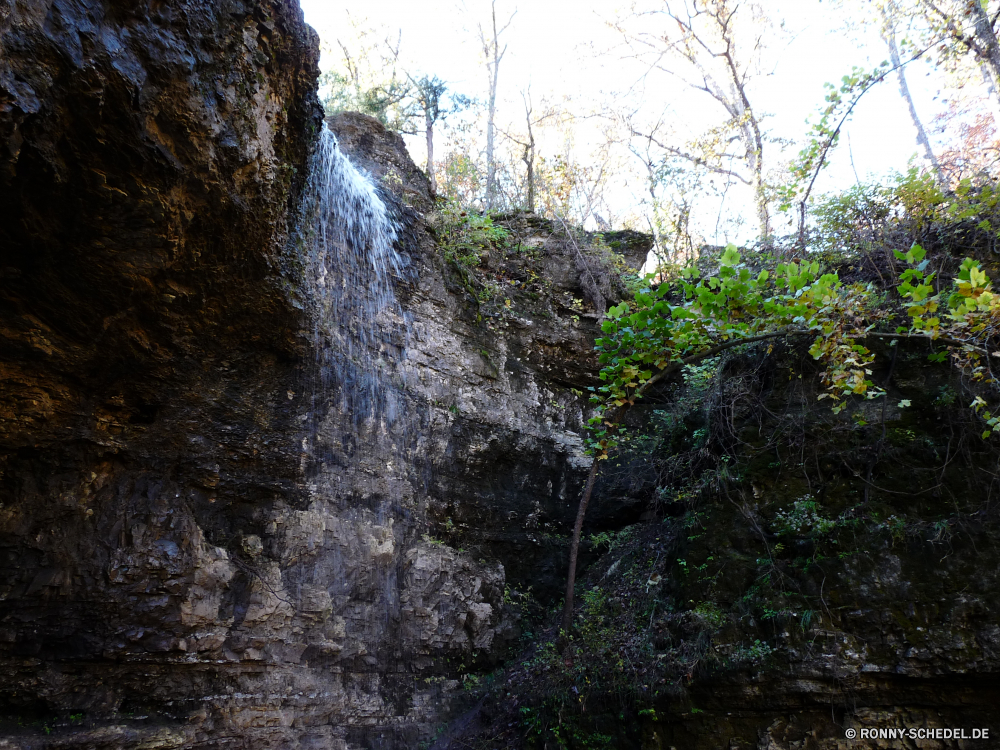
{"left": 561, "top": 243, "right": 1000, "bottom": 638}
{"left": 779, "top": 37, "right": 943, "bottom": 250}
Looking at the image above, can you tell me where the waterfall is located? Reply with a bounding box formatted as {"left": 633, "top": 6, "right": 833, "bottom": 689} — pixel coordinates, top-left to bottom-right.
{"left": 293, "top": 124, "right": 417, "bottom": 689}
{"left": 298, "top": 125, "right": 410, "bottom": 441}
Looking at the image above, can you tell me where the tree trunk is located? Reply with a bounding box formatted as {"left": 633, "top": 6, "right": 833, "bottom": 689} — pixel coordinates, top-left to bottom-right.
{"left": 486, "top": 58, "right": 498, "bottom": 209}
{"left": 721, "top": 41, "right": 769, "bottom": 241}
{"left": 969, "top": 0, "right": 1000, "bottom": 101}
{"left": 523, "top": 117, "right": 535, "bottom": 213}
{"left": 978, "top": 62, "right": 1000, "bottom": 128}
{"left": 483, "top": 2, "right": 502, "bottom": 211}
{"left": 751, "top": 157, "right": 769, "bottom": 241}
{"left": 882, "top": 17, "right": 944, "bottom": 185}
{"left": 526, "top": 148, "right": 535, "bottom": 213}
{"left": 426, "top": 111, "right": 436, "bottom": 195}
{"left": 560, "top": 459, "right": 599, "bottom": 637}
{"left": 737, "top": 106, "right": 769, "bottom": 241}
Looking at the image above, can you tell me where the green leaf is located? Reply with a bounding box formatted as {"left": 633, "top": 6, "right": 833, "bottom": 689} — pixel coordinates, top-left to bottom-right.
{"left": 720, "top": 244, "right": 741, "bottom": 267}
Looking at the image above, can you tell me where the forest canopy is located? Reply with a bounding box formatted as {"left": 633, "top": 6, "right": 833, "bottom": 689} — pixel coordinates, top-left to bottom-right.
{"left": 304, "top": 0, "right": 1000, "bottom": 258}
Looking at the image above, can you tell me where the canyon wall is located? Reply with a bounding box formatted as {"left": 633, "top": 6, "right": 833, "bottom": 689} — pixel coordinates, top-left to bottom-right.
{"left": 10, "top": 4, "right": 991, "bottom": 749}
{"left": 0, "top": 2, "right": 619, "bottom": 746}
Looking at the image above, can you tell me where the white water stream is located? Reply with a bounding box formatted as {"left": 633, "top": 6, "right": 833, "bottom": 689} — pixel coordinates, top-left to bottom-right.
{"left": 299, "top": 125, "right": 410, "bottom": 438}
{"left": 295, "top": 125, "right": 415, "bottom": 659}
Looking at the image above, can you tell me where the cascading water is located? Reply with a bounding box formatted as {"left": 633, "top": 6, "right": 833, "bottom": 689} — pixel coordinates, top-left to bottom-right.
{"left": 276, "top": 120, "right": 507, "bottom": 744}
{"left": 299, "top": 124, "right": 411, "bottom": 443}
{"left": 294, "top": 123, "right": 415, "bottom": 675}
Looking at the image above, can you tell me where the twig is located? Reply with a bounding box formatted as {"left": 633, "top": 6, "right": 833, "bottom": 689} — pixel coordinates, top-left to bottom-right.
{"left": 796, "top": 38, "right": 943, "bottom": 249}
{"left": 560, "top": 323, "right": 994, "bottom": 640}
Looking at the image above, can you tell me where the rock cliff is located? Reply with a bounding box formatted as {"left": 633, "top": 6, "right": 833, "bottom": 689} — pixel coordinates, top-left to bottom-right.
{"left": 9, "top": 3, "right": 994, "bottom": 749}
{"left": 0, "top": 3, "right": 626, "bottom": 747}
{"left": 439, "top": 281, "right": 1000, "bottom": 749}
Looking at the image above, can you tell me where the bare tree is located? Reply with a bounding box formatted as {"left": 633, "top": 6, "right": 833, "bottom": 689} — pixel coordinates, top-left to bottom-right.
{"left": 536, "top": 134, "right": 619, "bottom": 228}
{"left": 320, "top": 20, "right": 416, "bottom": 131}
{"left": 614, "top": 0, "right": 773, "bottom": 240}
{"left": 629, "top": 125, "right": 701, "bottom": 266}
{"left": 887, "top": 0, "right": 1000, "bottom": 152}
{"left": 415, "top": 77, "right": 447, "bottom": 194}
{"left": 478, "top": 1, "right": 516, "bottom": 211}
{"left": 384, "top": 40, "right": 469, "bottom": 195}
{"left": 499, "top": 89, "right": 563, "bottom": 213}
{"left": 879, "top": 5, "right": 945, "bottom": 184}
{"left": 517, "top": 90, "right": 538, "bottom": 212}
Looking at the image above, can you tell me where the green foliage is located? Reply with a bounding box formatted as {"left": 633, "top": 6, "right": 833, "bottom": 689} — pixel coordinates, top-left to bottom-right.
{"left": 317, "top": 26, "right": 462, "bottom": 136}
{"left": 586, "top": 242, "right": 1000, "bottom": 457}
{"left": 436, "top": 200, "right": 511, "bottom": 268}
{"left": 460, "top": 182, "right": 1000, "bottom": 749}
{"left": 505, "top": 542, "right": 679, "bottom": 744}
{"left": 730, "top": 639, "right": 774, "bottom": 665}
{"left": 813, "top": 169, "right": 1000, "bottom": 251}
{"left": 691, "top": 601, "right": 726, "bottom": 628}
{"left": 778, "top": 64, "right": 892, "bottom": 214}
{"left": 772, "top": 496, "right": 837, "bottom": 537}
{"left": 587, "top": 527, "right": 633, "bottom": 552}
{"left": 411, "top": 75, "right": 448, "bottom": 125}
{"left": 436, "top": 151, "right": 483, "bottom": 206}
{"left": 811, "top": 182, "right": 895, "bottom": 251}
{"left": 892, "top": 247, "right": 1000, "bottom": 434}
{"left": 588, "top": 246, "right": 873, "bottom": 455}
{"left": 519, "top": 704, "right": 615, "bottom": 749}
{"left": 322, "top": 70, "right": 417, "bottom": 130}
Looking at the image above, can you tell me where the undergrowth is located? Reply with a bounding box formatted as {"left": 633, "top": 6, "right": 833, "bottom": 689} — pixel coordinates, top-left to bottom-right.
{"left": 448, "top": 173, "right": 1000, "bottom": 749}
{"left": 431, "top": 202, "right": 643, "bottom": 331}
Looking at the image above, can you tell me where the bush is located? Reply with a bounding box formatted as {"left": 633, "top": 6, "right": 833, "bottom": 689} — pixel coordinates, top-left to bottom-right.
{"left": 435, "top": 200, "right": 510, "bottom": 268}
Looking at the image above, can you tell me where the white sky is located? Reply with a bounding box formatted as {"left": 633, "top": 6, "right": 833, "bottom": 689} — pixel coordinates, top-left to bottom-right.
{"left": 298, "top": 0, "right": 968, "bottom": 243}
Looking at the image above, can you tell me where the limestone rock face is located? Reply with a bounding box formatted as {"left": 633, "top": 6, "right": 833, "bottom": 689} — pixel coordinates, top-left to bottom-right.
{"left": 1, "top": 0, "right": 331, "bottom": 745}
{"left": 0, "top": 4, "right": 611, "bottom": 748}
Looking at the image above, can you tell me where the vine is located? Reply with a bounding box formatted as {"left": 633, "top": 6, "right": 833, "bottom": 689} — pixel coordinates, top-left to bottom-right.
{"left": 588, "top": 244, "right": 998, "bottom": 456}
{"left": 562, "top": 242, "right": 1000, "bottom": 636}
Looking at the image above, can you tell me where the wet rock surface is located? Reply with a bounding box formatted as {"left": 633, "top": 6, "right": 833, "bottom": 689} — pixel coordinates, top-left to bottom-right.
{"left": 0, "top": 4, "right": 612, "bottom": 747}
{"left": 9, "top": 3, "right": 993, "bottom": 748}
{"left": 1, "top": 0, "right": 325, "bottom": 744}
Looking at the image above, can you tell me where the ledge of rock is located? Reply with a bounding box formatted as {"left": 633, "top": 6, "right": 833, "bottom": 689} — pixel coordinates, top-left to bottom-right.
{"left": 0, "top": 5, "right": 621, "bottom": 747}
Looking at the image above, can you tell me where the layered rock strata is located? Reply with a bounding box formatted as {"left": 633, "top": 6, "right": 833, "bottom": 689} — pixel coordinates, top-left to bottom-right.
{"left": 0, "top": 3, "right": 621, "bottom": 747}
